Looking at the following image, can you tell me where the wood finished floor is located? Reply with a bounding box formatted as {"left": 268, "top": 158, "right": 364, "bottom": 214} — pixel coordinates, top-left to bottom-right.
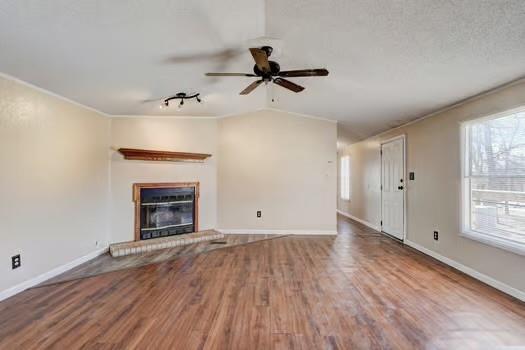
{"left": 40, "top": 233, "right": 284, "bottom": 286}
{"left": 0, "top": 215, "right": 524, "bottom": 349}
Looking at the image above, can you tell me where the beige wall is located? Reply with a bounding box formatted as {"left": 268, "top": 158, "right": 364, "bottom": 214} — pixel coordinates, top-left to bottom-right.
{"left": 110, "top": 117, "right": 218, "bottom": 243}
{"left": 218, "top": 110, "right": 337, "bottom": 233}
{"left": 0, "top": 75, "right": 110, "bottom": 293}
{"left": 0, "top": 80, "right": 337, "bottom": 295}
{"left": 338, "top": 81, "right": 525, "bottom": 295}
{"left": 110, "top": 110, "right": 338, "bottom": 241}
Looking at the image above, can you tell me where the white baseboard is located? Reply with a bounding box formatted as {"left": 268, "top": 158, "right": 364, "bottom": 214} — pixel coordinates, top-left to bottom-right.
{"left": 404, "top": 240, "right": 525, "bottom": 302}
{"left": 216, "top": 228, "right": 337, "bottom": 235}
{"left": 337, "top": 210, "right": 381, "bottom": 231}
{"left": 0, "top": 247, "right": 108, "bottom": 302}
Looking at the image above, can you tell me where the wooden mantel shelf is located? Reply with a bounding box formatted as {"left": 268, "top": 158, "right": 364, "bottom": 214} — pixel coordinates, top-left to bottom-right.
{"left": 118, "top": 148, "right": 212, "bottom": 162}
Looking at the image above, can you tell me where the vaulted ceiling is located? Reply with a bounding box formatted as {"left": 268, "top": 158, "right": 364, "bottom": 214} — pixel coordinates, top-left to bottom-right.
{"left": 1, "top": 0, "right": 525, "bottom": 140}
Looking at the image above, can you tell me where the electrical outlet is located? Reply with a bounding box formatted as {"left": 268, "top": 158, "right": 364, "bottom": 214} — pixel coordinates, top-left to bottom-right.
{"left": 12, "top": 254, "right": 21, "bottom": 269}
{"left": 257, "top": 210, "right": 262, "bottom": 218}
{"left": 433, "top": 231, "right": 439, "bottom": 241}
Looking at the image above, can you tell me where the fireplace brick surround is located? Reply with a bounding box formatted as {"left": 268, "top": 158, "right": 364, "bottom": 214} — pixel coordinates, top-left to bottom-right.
{"left": 107, "top": 181, "right": 220, "bottom": 257}
{"left": 110, "top": 230, "right": 224, "bottom": 257}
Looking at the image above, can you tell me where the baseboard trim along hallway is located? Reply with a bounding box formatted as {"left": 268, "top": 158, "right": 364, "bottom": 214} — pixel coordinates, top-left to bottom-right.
{"left": 336, "top": 210, "right": 381, "bottom": 231}
{"left": 404, "top": 240, "right": 525, "bottom": 302}
{"left": 337, "top": 210, "right": 525, "bottom": 302}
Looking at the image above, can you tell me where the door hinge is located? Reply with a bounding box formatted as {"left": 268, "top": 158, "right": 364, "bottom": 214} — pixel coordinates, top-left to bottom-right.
{"left": 380, "top": 220, "right": 383, "bottom": 226}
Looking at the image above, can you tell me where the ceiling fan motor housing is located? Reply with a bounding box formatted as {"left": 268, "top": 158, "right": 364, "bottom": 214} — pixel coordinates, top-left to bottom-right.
{"left": 253, "top": 61, "right": 280, "bottom": 79}
{"left": 261, "top": 46, "right": 273, "bottom": 57}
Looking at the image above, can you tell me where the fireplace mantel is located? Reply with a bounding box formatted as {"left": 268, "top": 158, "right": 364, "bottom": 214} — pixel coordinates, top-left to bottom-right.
{"left": 118, "top": 148, "right": 211, "bottom": 162}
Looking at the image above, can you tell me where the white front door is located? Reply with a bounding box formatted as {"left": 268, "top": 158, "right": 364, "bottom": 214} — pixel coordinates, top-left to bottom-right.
{"left": 381, "top": 137, "right": 405, "bottom": 240}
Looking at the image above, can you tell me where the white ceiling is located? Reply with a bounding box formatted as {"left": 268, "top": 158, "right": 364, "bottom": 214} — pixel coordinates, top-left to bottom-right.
{"left": 1, "top": 0, "right": 525, "bottom": 139}
{"left": 0, "top": 0, "right": 267, "bottom": 116}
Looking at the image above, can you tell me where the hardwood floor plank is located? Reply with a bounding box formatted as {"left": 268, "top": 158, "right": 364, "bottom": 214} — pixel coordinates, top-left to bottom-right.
{"left": 0, "top": 215, "right": 524, "bottom": 349}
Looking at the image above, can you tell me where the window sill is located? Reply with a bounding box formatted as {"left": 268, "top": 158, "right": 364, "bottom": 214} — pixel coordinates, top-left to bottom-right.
{"left": 461, "top": 230, "right": 525, "bottom": 256}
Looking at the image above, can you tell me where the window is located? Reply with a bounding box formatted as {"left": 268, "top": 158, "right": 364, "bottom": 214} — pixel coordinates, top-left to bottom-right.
{"left": 340, "top": 155, "right": 350, "bottom": 200}
{"left": 462, "top": 108, "right": 525, "bottom": 254}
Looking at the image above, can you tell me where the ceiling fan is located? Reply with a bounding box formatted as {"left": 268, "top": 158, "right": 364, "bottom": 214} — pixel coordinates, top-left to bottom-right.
{"left": 205, "top": 46, "right": 329, "bottom": 95}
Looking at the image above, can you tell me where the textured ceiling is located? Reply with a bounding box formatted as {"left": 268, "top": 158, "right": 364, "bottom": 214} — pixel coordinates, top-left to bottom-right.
{"left": 1, "top": 0, "right": 525, "bottom": 139}
{"left": 0, "top": 0, "right": 267, "bottom": 116}
{"left": 267, "top": 0, "right": 525, "bottom": 139}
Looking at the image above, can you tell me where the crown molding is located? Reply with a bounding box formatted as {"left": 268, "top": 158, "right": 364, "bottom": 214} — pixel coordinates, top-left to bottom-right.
{"left": 260, "top": 107, "right": 338, "bottom": 123}
{"left": 6, "top": 68, "right": 521, "bottom": 133}
{"left": 370, "top": 76, "right": 525, "bottom": 140}
{"left": 1, "top": 71, "right": 341, "bottom": 123}
{"left": 0, "top": 71, "right": 110, "bottom": 118}
{"left": 111, "top": 108, "right": 339, "bottom": 123}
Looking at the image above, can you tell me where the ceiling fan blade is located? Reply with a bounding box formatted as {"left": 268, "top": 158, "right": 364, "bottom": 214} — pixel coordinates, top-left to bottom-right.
{"left": 206, "top": 72, "right": 257, "bottom": 77}
{"left": 240, "top": 80, "right": 264, "bottom": 95}
{"left": 140, "top": 97, "right": 164, "bottom": 104}
{"left": 273, "top": 78, "right": 305, "bottom": 93}
{"left": 249, "top": 48, "right": 271, "bottom": 73}
{"left": 164, "top": 48, "right": 244, "bottom": 64}
{"left": 278, "top": 69, "right": 329, "bottom": 77}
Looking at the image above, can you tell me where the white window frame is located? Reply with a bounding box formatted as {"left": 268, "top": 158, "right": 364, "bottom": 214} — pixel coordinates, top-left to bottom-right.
{"left": 340, "top": 155, "right": 350, "bottom": 200}
{"left": 460, "top": 106, "right": 525, "bottom": 256}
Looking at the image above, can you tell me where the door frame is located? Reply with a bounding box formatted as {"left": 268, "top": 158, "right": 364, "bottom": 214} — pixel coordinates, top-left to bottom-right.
{"left": 380, "top": 134, "right": 407, "bottom": 241}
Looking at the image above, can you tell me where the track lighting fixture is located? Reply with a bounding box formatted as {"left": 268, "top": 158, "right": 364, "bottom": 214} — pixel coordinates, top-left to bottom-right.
{"left": 162, "top": 92, "right": 201, "bottom": 108}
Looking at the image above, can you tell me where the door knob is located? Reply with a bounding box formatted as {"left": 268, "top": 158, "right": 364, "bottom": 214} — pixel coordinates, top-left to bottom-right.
{"left": 398, "top": 186, "right": 404, "bottom": 190}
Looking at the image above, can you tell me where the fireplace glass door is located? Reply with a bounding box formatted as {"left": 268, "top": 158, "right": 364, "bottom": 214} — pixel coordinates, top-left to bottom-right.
{"left": 139, "top": 187, "right": 195, "bottom": 240}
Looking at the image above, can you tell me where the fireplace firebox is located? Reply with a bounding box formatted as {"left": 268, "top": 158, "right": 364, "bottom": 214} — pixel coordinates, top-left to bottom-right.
{"left": 133, "top": 183, "right": 199, "bottom": 241}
